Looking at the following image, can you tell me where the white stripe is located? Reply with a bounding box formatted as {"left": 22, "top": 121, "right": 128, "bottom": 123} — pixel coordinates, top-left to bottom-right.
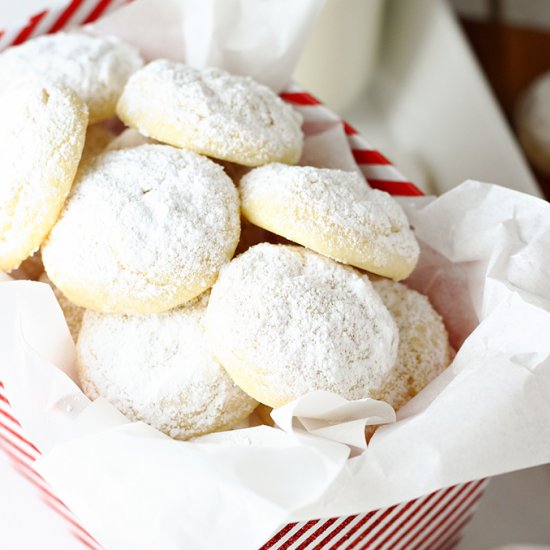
{"left": 347, "top": 132, "right": 376, "bottom": 152}
{"left": 359, "top": 164, "right": 409, "bottom": 182}
{"left": 294, "top": 104, "right": 341, "bottom": 125}
{"left": 70, "top": 0, "right": 109, "bottom": 27}
{"left": 29, "top": 9, "right": 60, "bottom": 39}
{"left": 0, "top": 27, "right": 22, "bottom": 51}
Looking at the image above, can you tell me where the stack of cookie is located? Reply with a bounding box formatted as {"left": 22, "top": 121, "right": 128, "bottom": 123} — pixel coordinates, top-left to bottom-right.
{"left": 0, "top": 31, "right": 453, "bottom": 442}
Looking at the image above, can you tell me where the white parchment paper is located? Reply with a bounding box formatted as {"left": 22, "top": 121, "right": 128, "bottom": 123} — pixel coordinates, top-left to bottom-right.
{"left": 1, "top": 1, "right": 550, "bottom": 548}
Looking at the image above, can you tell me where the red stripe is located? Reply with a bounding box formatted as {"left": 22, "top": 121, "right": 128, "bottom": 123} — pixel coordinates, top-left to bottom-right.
{"left": 0, "top": 420, "right": 41, "bottom": 454}
{"left": 82, "top": 0, "right": 114, "bottom": 24}
{"left": 295, "top": 517, "right": 340, "bottom": 549}
{"left": 12, "top": 10, "right": 48, "bottom": 45}
{"left": 342, "top": 121, "right": 357, "bottom": 135}
{"left": 0, "top": 442, "right": 99, "bottom": 546}
{"left": 352, "top": 149, "right": 391, "bottom": 166}
{"left": 71, "top": 529, "right": 100, "bottom": 550}
{"left": 0, "top": 392, "right": 10, "bottom": 405}
{"left": 320, "top": 509, "right": 377, "bottom": 550}
{"left": 1, "top": 444, "right": 41, "bottom": 477}
{"left": 429, "top": 507, "right": 479, "bottom": 550}
{"left": 48, "top": 0, "right": 85, "bottom": 33}
{"left": 369, "top": 492, "right": 436, "bottom": 550}
{"left": 0, "top": 406, "right": 21, "bottom": 427}
{"left": 1, "top": 446, "right": 73, "bottom": 513}
{"left": 409, "top": 480, "right": 485, "bottom": 549}
{"left": 279, "top": 92, "right": 321, "bottom": 106}
{"left": 388, "top": 484, "right": 463, "bottom": 549}
{"left": 261, "top": 522, "right": 297, "bottom": 549}
{"left": 278, "top": 520, "right": 319, "bottom": 550}
{"left": 0, "top": 433, "right": 38, "bottom": 462}
{"left": 352, "top": 503, "right": 400, "bottom": 548}
{"left": 367, "top": 179, "right": 424, "bottom": 196}
{"left": 42, "top": 496, "right": 100, "bottom": 546}
{"left": 13, "top": 464, "right": 69, "bottom": 510}
{"left": 425, "top": 492, "right": 484, "bottom": 550}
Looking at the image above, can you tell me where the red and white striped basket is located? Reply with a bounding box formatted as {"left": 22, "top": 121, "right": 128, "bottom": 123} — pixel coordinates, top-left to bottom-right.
{"left": 0, "top": 3, "right": 487, "bottom": 549}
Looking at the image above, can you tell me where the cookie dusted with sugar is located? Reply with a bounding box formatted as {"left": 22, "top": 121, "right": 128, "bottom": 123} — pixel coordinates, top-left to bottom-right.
{"left": 42, "top": 144, "right": 240, "bottom": 314}
{"left": 117, "top": 60, "right": 303, "bottom": 166}
{"left": 371, "top": 279, "right": 454, "bottom": 410}
{"left": 0, "top": 79, "right": 88, "bottom": 272}
{"left": 205, "top": 244, "right": 399, "bottom": 408}
{"left": 240, "top": 163, "right": 420, "bottom": 280}
{"left": 77, "top": 293, "right": 257, "bottom": 440}
{"left": 0, "top": 31, "right": 143, "bottom": 123}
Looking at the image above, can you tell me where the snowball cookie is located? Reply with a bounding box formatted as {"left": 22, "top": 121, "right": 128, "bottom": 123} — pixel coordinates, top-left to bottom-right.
{"left": 117, "top": 60, "right": 304, "bottom": 166}
{"left": 42, "top": 144, "right": 240, "bottom": 314}
{"left": 205, "top": 244, "right": 399, "bottom": 408}
{"left": 516, "top": 72, "right": 550, "bottom": 176}
{"left": 0, "top": 31, "right": 143, "bottom": 123}
{"left": 240, "top": 164, "right": 420, "bottom": 281}
{"left": 371, "top": 279, "right": 453, "bottom": 410}
{"left": 0, "top": 79, "right": 88, "bottom": 272}
{"left": 77, "top": 293, "right": 257, "bottom": 440}
{"left": 39, "top": 272, "right": 84, "bottom": 342}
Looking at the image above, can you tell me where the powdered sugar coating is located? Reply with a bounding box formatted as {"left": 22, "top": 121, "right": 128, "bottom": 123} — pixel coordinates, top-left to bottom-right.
{"left": 0, "top": 31, "right": 143, "bottom": 123}
{"left": 77, "top": 293, "right": 257, "bottom": 440}
{"left": 117, "top": 60, "right": 304, "bottom": 166}
{"left": 42, "top": 144, "right": 240, "bottom": 314}
{"left": 371, "top": 279, "right": 453, "bottom": 410}
{"left": 240, "top": 164, "right": 419, "bottom": 280}
{"left": 205, "top": 244, "right": 399, "bottom": 408}
{"left": 0, "top": 79, "right": 88, "bottom": 271}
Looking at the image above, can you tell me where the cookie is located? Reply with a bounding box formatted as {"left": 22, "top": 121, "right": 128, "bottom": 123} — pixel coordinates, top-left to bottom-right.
{"left": 371, "top": 279, "right": 453, "bottom": 410}
{"left": 77, "top": 293, "right": 257, "bottom": 440}
{"left": 42, "top": 144, "right": 240, "bottom": 314}
{"left": 0, "top": 31, "right": 143, "bottom": 123}
{"left": 0, "top": 79, "right": 88, "bottom": 272}
{"left": 117, "top": 60, "right": 303, "bottom": 166}
{"left": 205, "top": 244, "right": 398, "bottom": 408}
{"left": 240, "top": 163, "right": 420, "bottom": 280}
